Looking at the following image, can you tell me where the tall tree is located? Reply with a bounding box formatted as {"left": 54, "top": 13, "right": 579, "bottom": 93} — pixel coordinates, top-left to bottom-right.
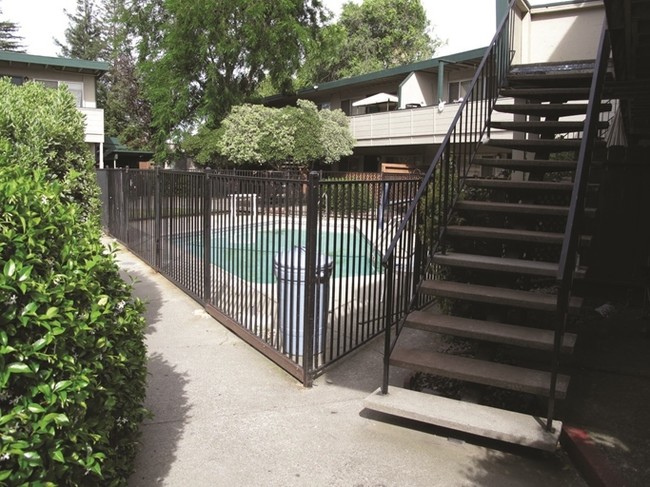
{"left": 298, "top": 0, "right": 441, "bottom": 85}
{"left": 139, "top": 0, "right": 326, "bottom": 159}
{"left": 0, "top": 3, "right": 24, "bottom": 52}
{"left": 56, "top": 0, "right": 105, "bottom": 60}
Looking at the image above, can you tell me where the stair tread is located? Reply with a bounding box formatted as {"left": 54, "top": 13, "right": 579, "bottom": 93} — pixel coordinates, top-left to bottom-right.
{"left": 445, "top": 225, "right": 593, "bottom": 246}
{"left": 475, "top": 158, "right": 578, "bottom": 171}
{"left": 433, "top": 252, "right": 560, "bottom": 277}
{"left": 494, "top": 103, "right": 611, "bottom": 117}
{"left": 420, "top": 280, "right": 583, "bottom": 312}
{"left": 407, "top": 310, "right": 577, "bottom": 353}
{"left": 454, "top": 200, "right": 597, "bottom": 217}
{"left": 485, "top": 139, "right": 590, "bottom": 152}
{"left": 464, "top": 178, "right": 576, "bottom": 190}
{"left": 363, "top": 387, "right": 562, "bottom": 451}
{"left": 446, "top": 225, "right": 565, "bottom": 243}
{"left": 489, "top": 121, "right": 608, "bottom": 132}
{"left": 499, "top": 87, "right": 591, "bottom": 100}
{"left": 390, "top": 345, "right": 570, "bottom": 398}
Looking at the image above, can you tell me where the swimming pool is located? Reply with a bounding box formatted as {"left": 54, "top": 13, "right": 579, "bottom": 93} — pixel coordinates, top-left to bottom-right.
{"left": 205, "top": 225, "right": 380, "bottom": 284}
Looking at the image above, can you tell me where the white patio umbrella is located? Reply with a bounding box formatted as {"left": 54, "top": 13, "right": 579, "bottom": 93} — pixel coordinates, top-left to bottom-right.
{"left": 352, "top": 92, "right": 399, "bottom": 110}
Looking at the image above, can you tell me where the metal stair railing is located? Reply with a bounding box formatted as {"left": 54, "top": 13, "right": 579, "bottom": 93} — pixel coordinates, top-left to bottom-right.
{"left": 381, "top": 0, "right": 518, "bottom": 394}
{"left": 551, "top": 22, "right": 611, "bottom": 431}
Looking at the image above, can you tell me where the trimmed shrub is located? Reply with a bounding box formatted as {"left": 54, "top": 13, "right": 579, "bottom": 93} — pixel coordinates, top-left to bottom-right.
{"left": 0, "top": 79, "right": 148, "bottom": 485}
{"left": 0, "top": 164, "right": 148, "bottom": 485}
{"left": 0, "top": 79, "right": 100, "bottom": 222}
{"left": 322, "top": 179, "right": 375, "bottom": 215}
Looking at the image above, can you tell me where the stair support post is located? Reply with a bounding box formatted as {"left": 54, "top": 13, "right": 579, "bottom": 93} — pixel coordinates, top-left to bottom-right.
{"left": 382, "top": 254, "right": 396, "bottom": 394}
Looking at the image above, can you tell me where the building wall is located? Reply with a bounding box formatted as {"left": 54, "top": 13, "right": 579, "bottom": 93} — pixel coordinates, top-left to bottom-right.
{"left": 518, "top": 1, "right": 605, "bottom": 64}
{"left": 399, "top": 71, "right": 436, "bottom": 108}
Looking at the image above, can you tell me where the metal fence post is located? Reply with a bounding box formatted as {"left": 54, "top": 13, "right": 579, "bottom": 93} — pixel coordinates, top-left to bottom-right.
{"left": 123, "top": 167, "right": 130, "bottom": 246}
{"left": 203, "top": 169, "right": 212, "bottom": 304}
{"left": 302, "top": 171, "right": 320, "bottom": 386}
{"left": 154, "top": 167, "right": 161, "bottom": 270}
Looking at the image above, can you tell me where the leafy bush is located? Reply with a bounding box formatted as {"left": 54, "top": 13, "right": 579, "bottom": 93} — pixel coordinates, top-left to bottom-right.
{"left": 0, "top": 80, "right": 148, "bottom": 485}
{"left": 0, "top": 165, "right": 148, "bottom": 485}
{"left": 322, "top": 179, "right": 375, "bottom": 214}
{"left": 0, "top": 79, "right": 100, "bottom": 222}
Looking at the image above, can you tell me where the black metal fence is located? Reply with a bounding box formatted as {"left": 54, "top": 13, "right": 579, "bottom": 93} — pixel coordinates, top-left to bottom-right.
{"left": 97, "top": 168, "right": 421, "bottom": 384}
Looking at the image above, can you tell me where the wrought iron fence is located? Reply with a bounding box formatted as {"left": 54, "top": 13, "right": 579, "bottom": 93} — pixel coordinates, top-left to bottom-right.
{"left": 97, "top": 168, "right": 421, "bottom": 384}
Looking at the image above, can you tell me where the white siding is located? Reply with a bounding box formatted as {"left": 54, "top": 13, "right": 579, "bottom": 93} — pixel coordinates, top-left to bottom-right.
{"left": 80, "top": 107, "right": 104, "bottom": 143}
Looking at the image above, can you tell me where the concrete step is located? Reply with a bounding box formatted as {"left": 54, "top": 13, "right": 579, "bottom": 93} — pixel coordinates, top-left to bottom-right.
{"left": 420, "top": 280, "right": 583, "bottom": 313}
{"left": 406, "top": 310, "right": 577, "bottom": 353}
{"left": 389, "top": 345, "right": 570, "bottom": 398}
{"left": 363, "top": 386, "right": 562, "bottom": 451}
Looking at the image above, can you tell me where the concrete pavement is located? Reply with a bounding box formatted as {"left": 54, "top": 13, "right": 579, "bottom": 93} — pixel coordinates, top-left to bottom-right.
{"left": 111, "top": 239, "right": 586, "bottom": 487}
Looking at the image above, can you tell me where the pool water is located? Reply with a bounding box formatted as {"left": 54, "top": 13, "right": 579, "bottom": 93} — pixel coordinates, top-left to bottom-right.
{"left": 186, "top": 226, "right": 380, "bottom": 284}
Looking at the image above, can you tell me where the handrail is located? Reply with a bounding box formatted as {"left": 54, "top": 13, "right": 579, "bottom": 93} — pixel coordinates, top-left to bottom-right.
{"left": 382, "top": 0, "right": 517, "bottom": 268}
{"left": 381, "top": 0, "right": 518, "bottom": 394}
{"left": 549, "top": 22, "right": 611, "bottom": 430}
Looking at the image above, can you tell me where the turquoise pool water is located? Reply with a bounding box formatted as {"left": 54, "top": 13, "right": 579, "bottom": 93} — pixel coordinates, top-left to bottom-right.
{"left": 184, "top": 226, "right": 380, "bottom": 284}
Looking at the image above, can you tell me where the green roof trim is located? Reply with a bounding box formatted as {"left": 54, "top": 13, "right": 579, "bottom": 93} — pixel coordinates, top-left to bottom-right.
{"left": 104, "top": 136, "right": 153, "bottom": 161}
{"left": 297, "top": 47, "right": 487, "bottom": 95}
{"left": 0, "top": 50, "right": 109, "bottom": 76}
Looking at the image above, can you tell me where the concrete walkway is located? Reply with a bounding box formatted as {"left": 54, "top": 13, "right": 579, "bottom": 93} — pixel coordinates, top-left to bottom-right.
{"left": 112, "top": 240, "right": 586, "bottom": 487}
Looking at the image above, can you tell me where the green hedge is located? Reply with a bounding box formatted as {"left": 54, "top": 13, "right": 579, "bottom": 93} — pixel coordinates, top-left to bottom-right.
{"left": 0, "top": 165, "right": 148, "bottom": 485}
{"left": 0, "top": 79, "right": 148, "bottom": 485}
{"left": 322, "top": 179, "right": 375, "bottom": 214}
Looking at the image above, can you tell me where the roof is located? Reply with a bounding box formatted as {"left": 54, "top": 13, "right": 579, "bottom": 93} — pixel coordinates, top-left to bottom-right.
{"left": 265, "top": 47, "right": 487, "bottom": 104}
{"left": 0, "top": 50, "right": 109, "bottom": 76}
{"left": 104, "top": 136, "right": 153, "bottom": 163}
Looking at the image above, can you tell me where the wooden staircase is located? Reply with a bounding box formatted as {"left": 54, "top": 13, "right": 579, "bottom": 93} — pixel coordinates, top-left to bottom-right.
{"left": 365, "top": 63, "right": 608, "bottom": 450}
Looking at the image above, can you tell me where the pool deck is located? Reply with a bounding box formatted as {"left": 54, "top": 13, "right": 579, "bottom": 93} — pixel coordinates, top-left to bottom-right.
{"left": 112, "top": 238, "right": 588, "bottom": 487}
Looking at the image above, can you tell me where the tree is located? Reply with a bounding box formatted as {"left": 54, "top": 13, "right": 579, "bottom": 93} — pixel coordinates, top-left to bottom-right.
{"left": 139, "top": 0, "right": 327, "bottom": 159}
{"left": 55, "top": 0, "right": 106, "bottom": 61}
{"left": 0, "top": 3, "right": 24, "bottom": 51}
{"left": 298, "top": 0, "right": 442, "bottom": 85}
{"left": 212, "top": 100, "right": 354, "bottom": 170}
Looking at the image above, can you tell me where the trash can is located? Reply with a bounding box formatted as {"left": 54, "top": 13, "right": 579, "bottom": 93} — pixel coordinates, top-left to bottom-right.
{"left": 274, "top": 246, "right": 333, "bottom": 356}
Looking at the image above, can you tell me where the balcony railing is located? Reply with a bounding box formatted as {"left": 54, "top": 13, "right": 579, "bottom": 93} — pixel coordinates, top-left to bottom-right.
{"left": 80, "top": 107, "right": 104, "bottom": 143}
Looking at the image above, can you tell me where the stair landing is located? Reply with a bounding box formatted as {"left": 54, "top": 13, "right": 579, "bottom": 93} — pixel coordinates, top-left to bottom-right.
{"left": 364, "top": 387, "right": 561, "bottom": 451}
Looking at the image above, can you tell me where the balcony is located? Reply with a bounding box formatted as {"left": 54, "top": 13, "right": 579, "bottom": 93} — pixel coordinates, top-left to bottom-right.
{"left": 79, "top": 107, "right": 105, "bottom": 144}
{"left": 349, "top": 104, "right": 465, "bottom": 147}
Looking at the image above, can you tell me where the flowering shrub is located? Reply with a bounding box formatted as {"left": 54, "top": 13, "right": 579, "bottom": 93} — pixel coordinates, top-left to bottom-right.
{"left": 0, "top": 80, "right": 147, "bottom": 485}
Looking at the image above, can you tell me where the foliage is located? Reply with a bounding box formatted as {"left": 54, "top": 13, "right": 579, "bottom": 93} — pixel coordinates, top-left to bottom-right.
{"left": 0, "top": 4, "right": 24, "bottom": 52}
{"left": 322, "top": 179, "right": 375, "bottom": 214}
{"left": 204, "top": 100, "right": 353, "bottom": 170}
{"left": 216, "top": 104, "right": 294, "bottom": 169}
{"left": 297, "top": 0, "right": 442, "bottom": 85}
{"left": 138, "top": 0, "right": 326, "bottom": 159}
{"left": 55, "top": 0, "right": 106, "bottom": 61}
{"left": 317, "top": 104, "right": 356, "bottom": 164}
{"left": 103, "top": 51, "right": 153, "bottom": 150}
{"left": 0, "top": 164, "right": 148, "bottom": 486}
{"left": 0, "top": 79, "right": 100, "bottom": 222}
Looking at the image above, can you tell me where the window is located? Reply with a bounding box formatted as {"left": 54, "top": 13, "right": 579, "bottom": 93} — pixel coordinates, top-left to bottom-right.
{"left": 1, "top": 75, "right": 25, "bottom": 85}
{"left": 448, "top": 79, "right": 472, "bottom": 103}
{"left": 34, "top": 79, "right": 84, "bottom": 107}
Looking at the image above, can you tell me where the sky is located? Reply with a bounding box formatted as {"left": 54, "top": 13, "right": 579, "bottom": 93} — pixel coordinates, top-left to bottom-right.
{"left": 3, "top": 0, "right": 496, "bottom": 58}
{"left": 2, "top": 1, "right": 566, "bottom": 59}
